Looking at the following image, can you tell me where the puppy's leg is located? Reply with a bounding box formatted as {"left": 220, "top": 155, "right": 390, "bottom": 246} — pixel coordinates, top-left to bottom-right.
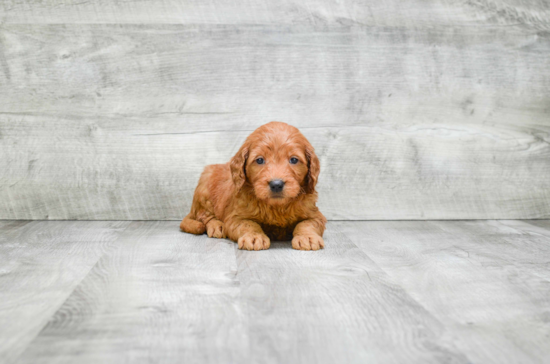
{"left": 292, "top": 213, "right": 327, "bottom": 251}
{"left": 225, "top": 218, "right": 270, "bottom": 251}
{"left": 180, "top": 213, "right": 206, "bottom": 235}
{"left": 206, "top": 218, "right": 226, "bottom": 239}
{"left": 180, "top": 166, "right": 216, "bottom": 236}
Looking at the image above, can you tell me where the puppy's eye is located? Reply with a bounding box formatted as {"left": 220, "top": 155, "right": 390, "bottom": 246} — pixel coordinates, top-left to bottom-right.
{"left": 289, "top": 157, "right": 299, "bottom": 165}
{"left": 256, "top": 157, "right": 265, "bottom": 165}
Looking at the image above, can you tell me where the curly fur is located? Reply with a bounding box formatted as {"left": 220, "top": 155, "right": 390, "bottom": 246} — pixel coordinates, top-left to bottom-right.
{"left": 180, "top": 121, "right": 327, "bottom": 251}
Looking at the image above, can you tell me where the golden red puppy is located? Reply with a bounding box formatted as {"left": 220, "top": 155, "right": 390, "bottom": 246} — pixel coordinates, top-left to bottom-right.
{"left": 180, "top": 121, "right": 326, "bottom": 251}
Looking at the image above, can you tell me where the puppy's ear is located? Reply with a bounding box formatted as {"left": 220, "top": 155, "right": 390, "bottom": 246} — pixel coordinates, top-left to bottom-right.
{"left": 305, "top": 146, "right": 320, "bottom": 194}
{"left": 230, "top": 143, "right": 249, "bottom": 190}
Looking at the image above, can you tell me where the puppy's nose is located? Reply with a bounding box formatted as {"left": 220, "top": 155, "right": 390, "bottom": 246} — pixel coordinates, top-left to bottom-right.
{"left": 269, "top": 179, "right": 285, "bottom": 193}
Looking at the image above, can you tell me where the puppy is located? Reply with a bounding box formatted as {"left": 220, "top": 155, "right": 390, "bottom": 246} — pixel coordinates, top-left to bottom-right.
{"left": 180, "top": 121, "right": 326, "bottom": 251}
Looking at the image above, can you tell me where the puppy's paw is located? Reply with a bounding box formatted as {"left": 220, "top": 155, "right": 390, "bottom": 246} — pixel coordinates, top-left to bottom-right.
{"left": 206, "top": 220, "right": 226, "bottom": 239}
{"left": 238, "top": 232, "right": 270, "bottom": 251}
{"left": 292, "top": 235, "right": 325, "bottom": 251}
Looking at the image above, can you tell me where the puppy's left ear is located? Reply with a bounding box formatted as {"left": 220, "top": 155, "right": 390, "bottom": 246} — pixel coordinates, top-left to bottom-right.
{"left": 305, "top": 146, "right": 320, "bottom": 194}
{"left": 230, "top": 143, "right": 249, "bottom": 191}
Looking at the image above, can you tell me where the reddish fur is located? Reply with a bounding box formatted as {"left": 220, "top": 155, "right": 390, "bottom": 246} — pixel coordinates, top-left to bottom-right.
{"left": 180, "top": 121, "right": 327, "bottom": 251}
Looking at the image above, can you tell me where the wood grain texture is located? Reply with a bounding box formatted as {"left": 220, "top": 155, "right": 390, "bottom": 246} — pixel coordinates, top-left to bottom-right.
{"left": 1, "top": 2, "right": 550, "bottom": 220}
{"left": 235, "top": 228, "right": 469, "bottom": 364}
{"left": 0, "top": 220, "right": 129, "bottom": 364}
{"left": 2, "top": 0, "right": 549, "bottom": 30}
{"left": 2, "top": 220, "right": 550, "bottom": 363}
{"left": 16, "top": 221, "right": 248, "bottom": 364}
{"left": 3, "top": 220, "right": 474, "bottom": 364}
{"left": 335, "top": 220, "right": 550, "bottom": 364}
{"left": 521, "top": 219, "right": 550, "bottom": 232}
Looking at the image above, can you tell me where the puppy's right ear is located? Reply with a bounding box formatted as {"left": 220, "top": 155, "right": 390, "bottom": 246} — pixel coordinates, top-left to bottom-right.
{"left": 230, "top": 143, "right": 249, "bottom": 190}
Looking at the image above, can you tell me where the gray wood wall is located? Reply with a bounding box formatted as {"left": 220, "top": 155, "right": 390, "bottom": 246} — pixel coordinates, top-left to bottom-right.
{"left": 1, "top": 0, "right": 549, "bottom": 220}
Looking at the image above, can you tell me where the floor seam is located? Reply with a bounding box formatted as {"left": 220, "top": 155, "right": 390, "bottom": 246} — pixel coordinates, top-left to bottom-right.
{"left": 9, "top": 221, "right": 134, "bottom": 364}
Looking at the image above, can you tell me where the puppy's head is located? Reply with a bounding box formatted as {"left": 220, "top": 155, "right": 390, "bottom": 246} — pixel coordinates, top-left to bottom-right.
{"left": 230, "top": 121, "right": 320, "bottom": 205}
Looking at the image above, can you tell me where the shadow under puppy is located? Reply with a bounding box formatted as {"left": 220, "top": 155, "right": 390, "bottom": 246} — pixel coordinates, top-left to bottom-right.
{"left": 180, "top": 121, "right": 326, "bottom": 251}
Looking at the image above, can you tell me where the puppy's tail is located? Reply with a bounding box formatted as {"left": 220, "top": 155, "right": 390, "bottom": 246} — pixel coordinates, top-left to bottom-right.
{"left": 180, "top": 213, "right": 206, "bottom": 235}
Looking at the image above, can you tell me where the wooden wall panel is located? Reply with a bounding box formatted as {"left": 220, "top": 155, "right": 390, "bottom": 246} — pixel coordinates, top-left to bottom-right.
{"left": 2, "top": 1, "right": 549, "bottom": 30}
{"left": 0, "top": 0, "right": 529, "bottom": 26}
{"left": 0, "top": 2, "right": 549, "bottom": 220}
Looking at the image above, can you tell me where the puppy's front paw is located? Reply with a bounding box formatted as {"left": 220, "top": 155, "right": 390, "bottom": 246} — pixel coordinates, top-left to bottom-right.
{"left": 292, "top": 235, "right": 324, "bottom": 251}
{"left": 206, "top": 220, "right": 226, "bottom": 239}
{"left": 238, "top": 233, "right": 270, "bottom": 251}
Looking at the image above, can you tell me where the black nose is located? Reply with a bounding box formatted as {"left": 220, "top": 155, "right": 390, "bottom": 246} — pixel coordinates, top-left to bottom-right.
{"left": 269, "top": 179, "right": 285, "bottom": 193}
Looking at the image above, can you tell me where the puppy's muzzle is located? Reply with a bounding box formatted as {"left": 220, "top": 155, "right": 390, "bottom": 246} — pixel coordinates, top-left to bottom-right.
{"left": 269, "top": 179, "right": 285, "bottom": 193}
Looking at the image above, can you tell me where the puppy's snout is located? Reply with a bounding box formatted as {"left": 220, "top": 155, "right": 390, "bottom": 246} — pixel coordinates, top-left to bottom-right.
{"left": 269, "top": 179, "right": 285, "bottom": 193}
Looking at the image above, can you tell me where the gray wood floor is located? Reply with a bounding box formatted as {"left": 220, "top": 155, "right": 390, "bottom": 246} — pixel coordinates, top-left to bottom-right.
{"left": 1, "top": 220, "right": 549, "bottom": 364}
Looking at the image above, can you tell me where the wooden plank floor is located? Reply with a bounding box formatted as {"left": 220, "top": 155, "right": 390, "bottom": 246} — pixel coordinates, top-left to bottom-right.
{"left": 1, "top": 221, "right": 549, "bottom": 364}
